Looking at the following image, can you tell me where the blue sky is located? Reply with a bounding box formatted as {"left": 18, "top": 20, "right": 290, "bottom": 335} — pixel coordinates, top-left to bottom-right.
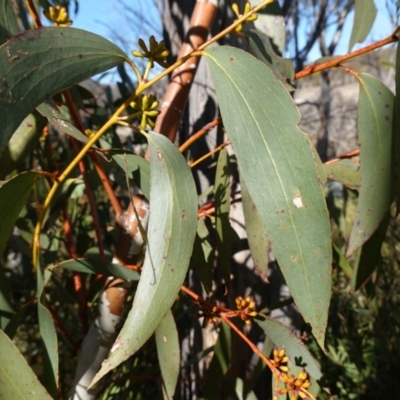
{"left": 67, "top": 1, "right": 394, "bottom": 79}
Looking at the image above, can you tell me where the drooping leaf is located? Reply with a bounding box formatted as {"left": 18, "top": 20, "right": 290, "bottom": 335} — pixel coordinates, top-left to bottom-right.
{"left": 0, "top": 329, "right": 53, "bottom": 400}
{"left": 241, "top": 177, "right": 270, "bottom": 282}
{"left": 51, "top": 258, "right": 140, "bottom": 280}
{"left": 252, "top": 0, "right": 286, "bottom": 55}
{"left": 4, "top": 302, "right": 31, "bottom": 339}
{"left": 247, "top": 29, "right": 294, "bottom": 90}
{"left": 332, "top": 244, "right": 352, "bottom": 278}
{"left": 155, "top": 310, "right": 180, "bottom": 400}
{"left": 256, "top": 316, "right": 322, "bottom": 379}
{"left": 206, "top": 46, "right": 332, "bottom": 349}
{"left": 37, "top": 264, "right": 58, "bottom": 398}
{"left": 351, "top": 214, "right": 390, "bottom": 291}
{"left": 90, "top": 131, "right": 197, "bottom": 386}
{"left": 393, "top": 40, "right": 400, "bottom": 214}
{"left": 0, "top": 113, "right": 43, "bottom": 179}
{"left": 37, "top": 99, "right": 91, "bottom": 145}
{"left": 0, "top": 0, "right": 20, "bottom": 45}
{"left": 111, "top": 152, "right": 150, "bottom": 199}
{"left": 0, "top": 26, "right": 127, "bottom": 155}
{"left": 347, "top": 74, "right": 394, "bottom": 256}
{"left": 190, "top": 219, "right": 213, "bottom": 294}
{"left": 323, "top": 159, "right": 360, "bottom": 190}
{"left": 0, "top": 172, "right": 40, "bottom": 256}
{"left": 214, "top": 148, "right": 232, "bottom": 284}
{"left": 348, "top": 0, "right": 377, "bottom": 52}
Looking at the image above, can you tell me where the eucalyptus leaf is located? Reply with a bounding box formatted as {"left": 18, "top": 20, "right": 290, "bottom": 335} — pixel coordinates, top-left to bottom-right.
{"left": 0, "top": 172, "right": 40, "bottom": 256}
{"left": 256, "top": 316, "right": 322, "bottom": 379}
{"left": 51, "top": 258, "right": 140, "bottom": 280}
{"left": 348, "top": 0, "right": 377, "bottom": 52}
{"left": 0, "top": 330, "right": 52, "bottom": 400}
{"left": 0, "top": 27, "right": 127, "bottom": 155}
{"left": 347, "top": 74, "right": 394, "bottom": 256}
{"left": 90, "top": 131, "right": 197, "bottom": 386}
{"left": 206, "top": 46, "right": 332, "bottom": 349}
{"left": 155, "top": 311, "right": 180, "bottom": 400}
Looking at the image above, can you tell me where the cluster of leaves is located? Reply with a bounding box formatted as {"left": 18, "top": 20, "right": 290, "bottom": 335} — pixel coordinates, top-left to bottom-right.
{"left": 0, "top": 0, "right": 400, "bottom": 399}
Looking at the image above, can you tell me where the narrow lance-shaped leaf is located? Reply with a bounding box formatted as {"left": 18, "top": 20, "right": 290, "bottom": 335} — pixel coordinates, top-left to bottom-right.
{"left": 393, "top": 39, "right": 400, "bottom": 214}
{"left": 155, "top": 310, "right": 180, "bottom": 400}
{"left": 347, "top": 74, "right": 394, "bottom": 256}
{"left": 37, "top": 99, "right": 92, "bottom": 145}
{"left": 256, "top": 317, "right": 322, "bottom": 380}
{"left": 90, "top": 131, "right": 198, "bottom": 386}
{"left": 0, "top": 27, "right": 127, "bottom": 154}
{"left": 348, "top": 0, "right": 377, "bottom": 52}
{"left": 0, "top": 172, "right": 40, "bottom": 256}
{"left": 214, "top": 148, "right": 232, "bottom": 285}
{"left": 51, "top": 258, "right": 140, "bottom": 280}
{"left": 0, "top": 0, "right": 20, "bottom": 45}
{"left": 37, "top": 263, "right": 58, "bottom": 398}
{"left": 205, "top": 46, "right": 332, "bottom": 349}
{"left": 0, "top": 330, "right": 53, "bottom": 400}
{"left": 351, "top": 214, "right": 390, "bottom": 291}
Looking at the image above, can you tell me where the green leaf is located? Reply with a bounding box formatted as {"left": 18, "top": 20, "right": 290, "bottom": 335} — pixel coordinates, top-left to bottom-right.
{"left": 241, "top": 177, "right": 270, "bottom": 282}
{"left": 0, "top": 26, "right": 127, "bottom": 155}
{"left": 333, "top": 244, "right": 352, "bottom": 278}
{"left": 0, "top": 329, "right": 53, "bottom": 400}
{"left": 351, "top": 214, "right": 390, "bottom": 291}
{"left": 393, "top": 40, "right": 400, "bottom": 214}
{"left": 252, "top": 0, "right": 286, "bottom": 55}
{"left": 214, "top": 148, "right": 232, "bottom": 284}
{"left": 111, "top": 152, "right": 150, "bottom": 199}
{"left": 247, "top": 29, "right": 294, "bottom": 91}
{"left": 323, "top": 159, "right": 360, "bottom": 190}
{"left": 4, "top": 302, "right": 31, "bottom": 339}
{"left": 0, "top": 0, "right": 20, "bottom": 45}
{"left": 347, "top": 74, "right": 394, "bottom": 256}
{"left": 348, "top": 0, "right": 377, "bottom": 52}
{"left": 190, "top": 219, "right": 213, "bottom": 294}
{"left": 90, "top": 131, "right": 197, "bottom": 386}
{"left": 0, "top": 113, "right": 43, "bottom": 179}
{"left": 0, "top": 171, "right": 40, "bottom": 256}
{"left": 155, "top": 310, "right": 180, "bottom": 400}
{"left": 51, "top": 258, "right": 140, "bottom": 280}
{"left": 256, "top": 317, "right": 322, "bottom": 380}
{"left": 37, "top": 100, "right": 91, "bottom": 145}
{"left": 37, "top": 265, "right": 58, "bottom": 398}
{"left": 205, "top": 46, "right": 332, "bottom": 349}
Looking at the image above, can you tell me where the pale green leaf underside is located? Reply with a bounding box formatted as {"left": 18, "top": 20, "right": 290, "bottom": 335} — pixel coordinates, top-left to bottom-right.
{"left": 0, "top": 27, "right": 127, "bottom": 154}
{"left": 155, "top": 311, "right": 180, "bottom": 399}
{"left": 91, "top": 131, "right": 198, "bottom": 385}
{"left": 348, "top": 0, "right": 377, "bottom": 52}
{"left": 347, "top": 74, "right": 394, "bottom": 256}
{"left": 256, "top": 317, "right": 322, "bottom": 379}
{"left": 205, "top": 46, "right": 332, "bottom": 348}
{"left": 0, "top": 330, "right": 52, "bottom": 399}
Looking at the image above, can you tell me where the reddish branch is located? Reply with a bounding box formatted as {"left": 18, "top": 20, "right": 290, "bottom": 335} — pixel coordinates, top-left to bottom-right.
{"left": 154, "top": 1, "right": 218, "bottom": 143}
{"left": 295, "top": 29, "right": 400, "bottom": 80}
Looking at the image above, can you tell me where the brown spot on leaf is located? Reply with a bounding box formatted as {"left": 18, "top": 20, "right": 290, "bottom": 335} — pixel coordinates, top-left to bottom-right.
{"left": 181, "top": 210, "right": 186, "bottom": 219}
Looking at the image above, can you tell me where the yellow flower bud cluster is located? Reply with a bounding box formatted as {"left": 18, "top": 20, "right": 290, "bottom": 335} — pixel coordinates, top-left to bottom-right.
{"left": 130, "top": 94, "right": 160, "bottom": 129}
{"left": 235, "top": 296, "right": 258, "bottom": 325}
{"left": 44, "top": 5, "right": 72, "bottom": 27}
{"left": 131, "top": 36, "right": 169, "bottom": 69}
{"left": 231, "top": 2, "right": 258, "bottom": 33}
